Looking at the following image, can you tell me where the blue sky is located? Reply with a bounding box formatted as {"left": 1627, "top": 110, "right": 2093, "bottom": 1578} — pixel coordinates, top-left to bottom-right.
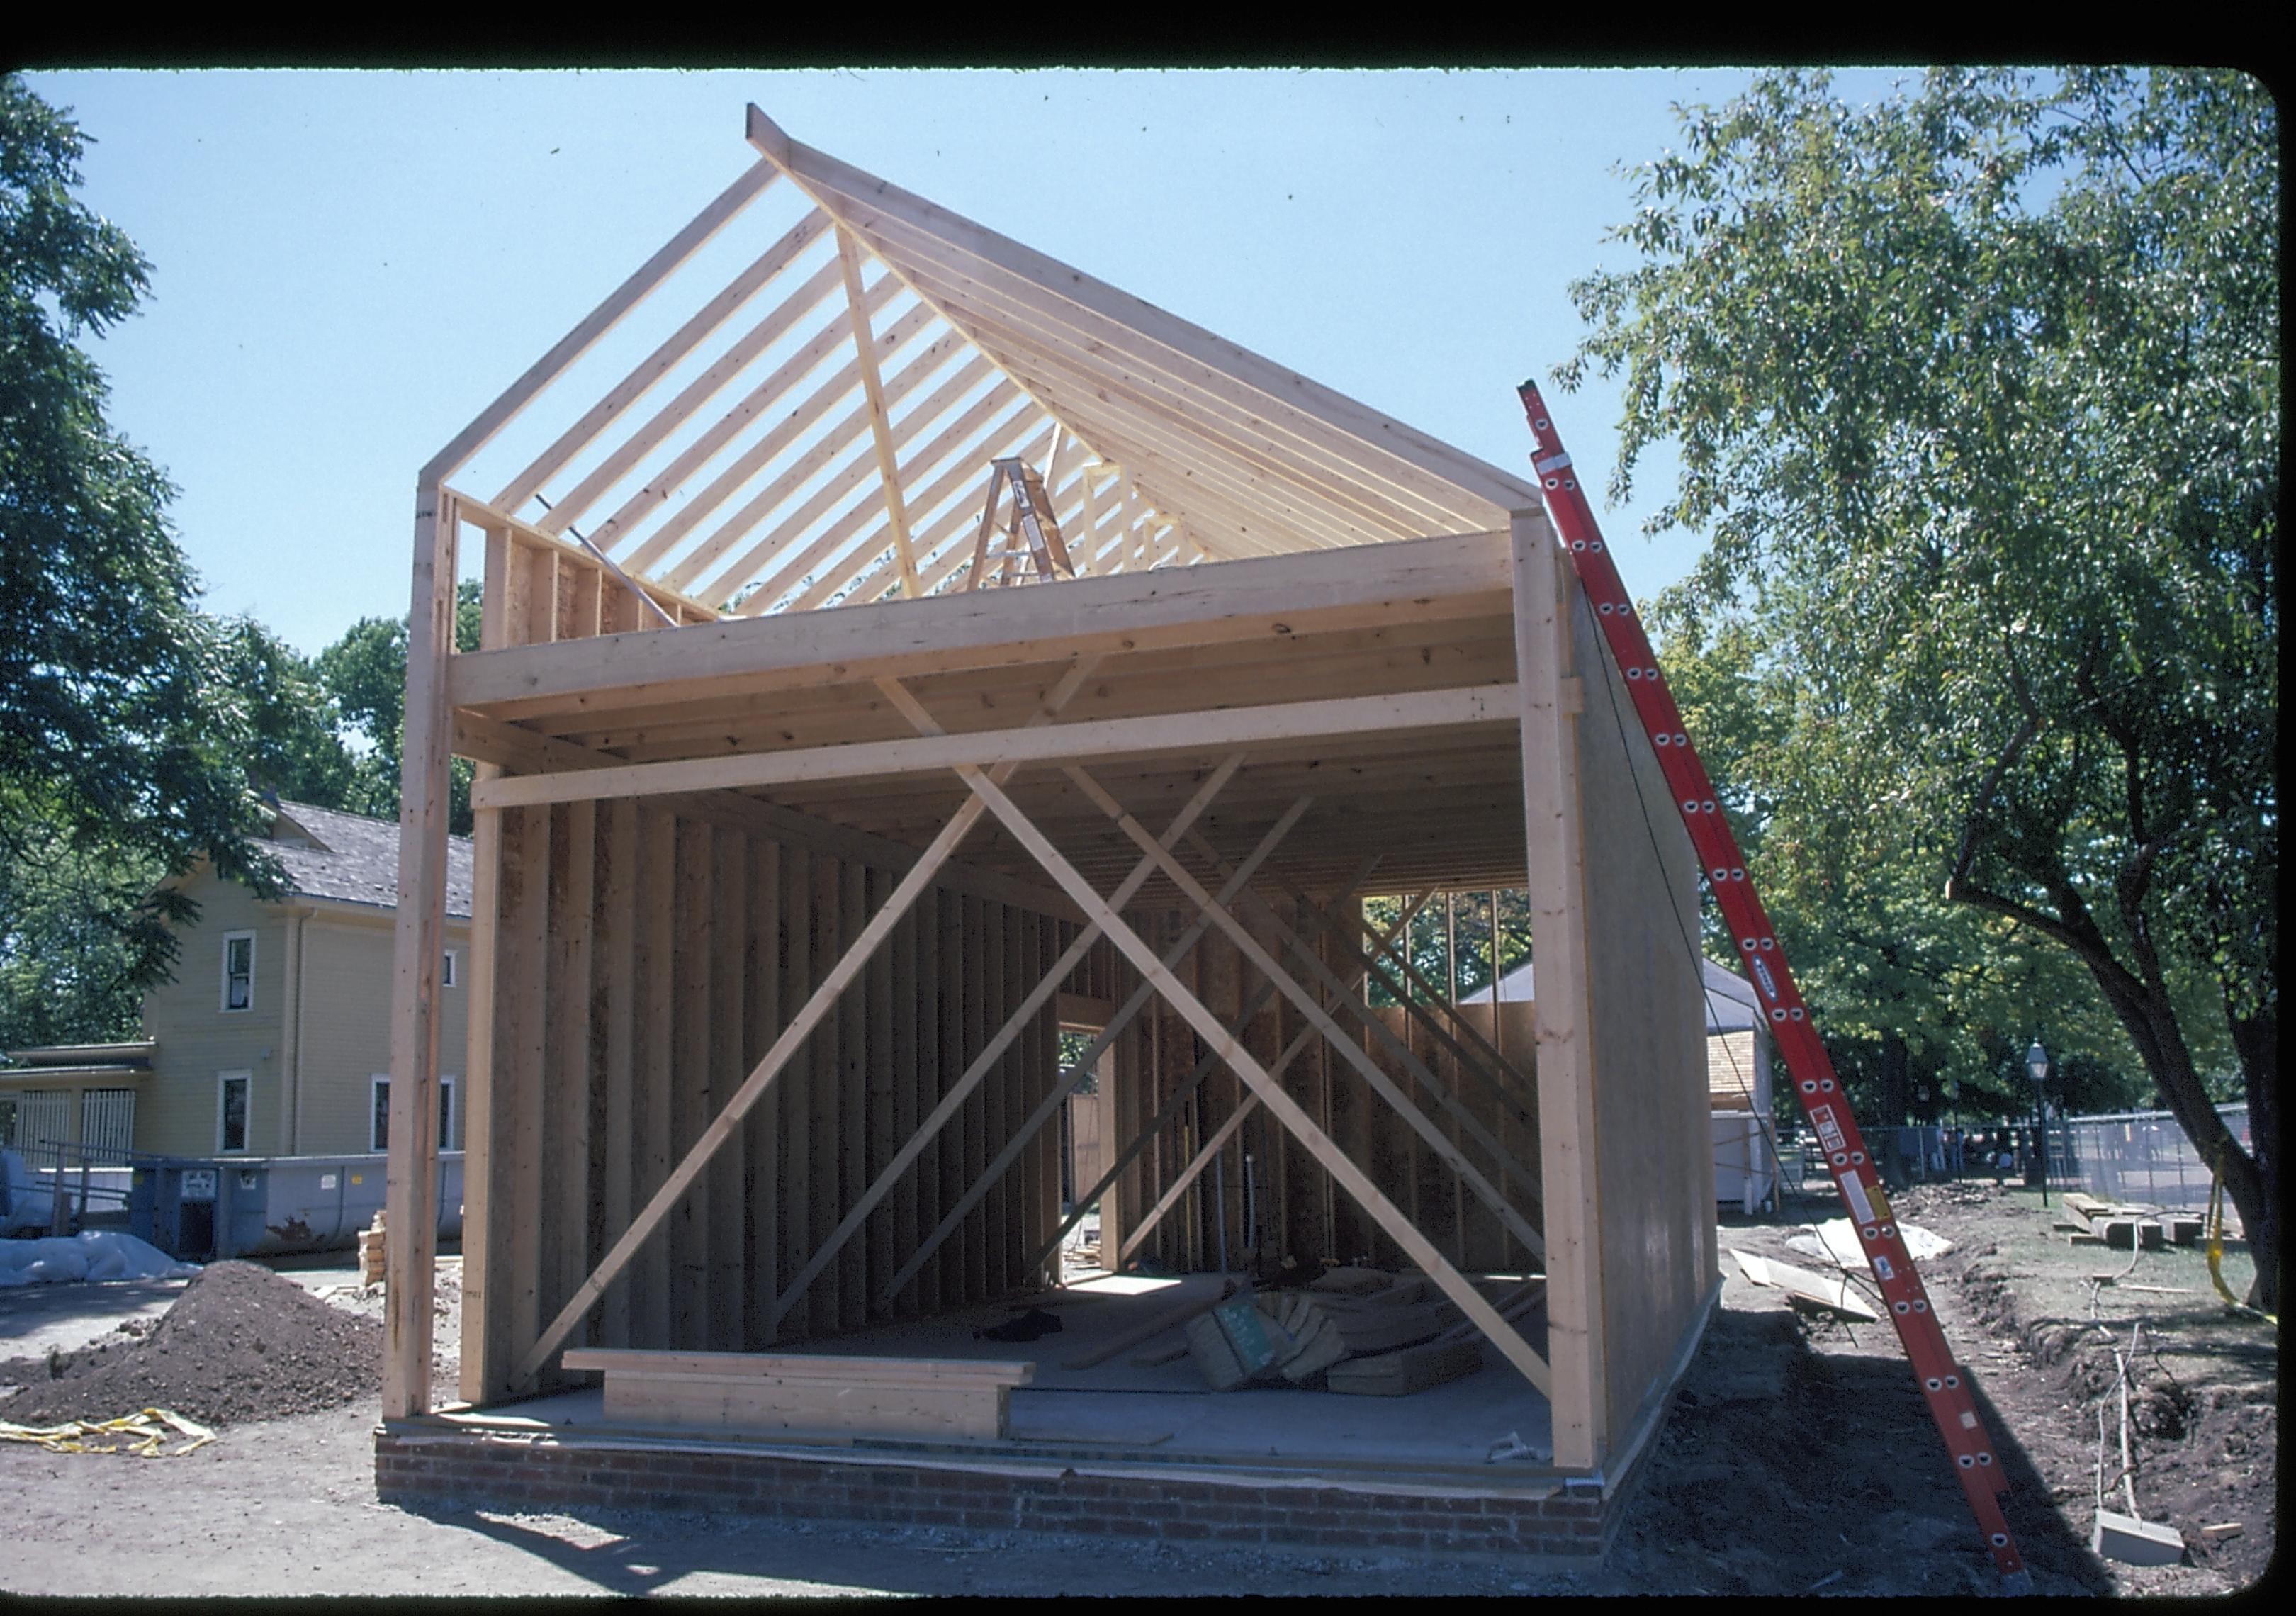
{"left": 23, "top": 68, "right": 1915, "bottom": 656}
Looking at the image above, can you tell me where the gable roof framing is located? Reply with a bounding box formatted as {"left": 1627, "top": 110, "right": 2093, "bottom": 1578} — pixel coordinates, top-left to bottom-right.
{"left": 420, "top": 106, "right": 1540, "bottom": 621}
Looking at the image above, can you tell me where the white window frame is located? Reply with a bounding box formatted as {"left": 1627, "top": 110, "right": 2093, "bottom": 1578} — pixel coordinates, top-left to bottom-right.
{"left": 442, "top": 948, "right": 461, "bottom": 989}
{"left": 220, "top": 931, "right": 256, "bottom": 1014}
{"left": 217, "top": 1072, "right": 252, "bottom": 1155}
{"left": 371, "top": 1073, "right": 457, "bottom": 1152}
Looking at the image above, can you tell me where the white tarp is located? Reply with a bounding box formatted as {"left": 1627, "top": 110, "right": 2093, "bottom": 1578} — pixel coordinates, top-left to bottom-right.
{"left": 0, "top": 1231, "right": 201, "bottom": 1288}
{"left": 1785, "top": 1216, "right": 1953, "bottom": 1272}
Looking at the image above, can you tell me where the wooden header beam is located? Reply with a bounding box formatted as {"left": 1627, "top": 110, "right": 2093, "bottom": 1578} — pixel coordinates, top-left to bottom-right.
{"left": 468, "top": 683, "right": 1518, "bottom": 812}
{"left": 447, "top": 526, "right": 1518, "bottom": 719}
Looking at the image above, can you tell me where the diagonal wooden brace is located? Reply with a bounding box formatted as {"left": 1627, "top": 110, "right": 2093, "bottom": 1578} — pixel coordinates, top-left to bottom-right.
{"left": 1064, "top": 766, "right": 1548, "bottom": 1267}
{"left": 1027, "top": 867, "right": 1406, "bottom": 1277}
{"left": 1118, "top": 1023, "right": 1300, "bottom": 1266}
{"left": 513, "top": 658, "right": 1098, "bottom": 1384}
{"left": 1197, "top": 837, "right": 1546, "bottom": 1238}
{"left": 1339, "top": 882, "right": 1533, "bottom": 1106}
{"left": 767, "top": 751, "right": 1247, "bottom": 1326}
{"left": 874, "top": 781, "right": 1315, "bottom": 1308}
{"left": 951, "top": 762, "right": 1551, "bottom": 1395}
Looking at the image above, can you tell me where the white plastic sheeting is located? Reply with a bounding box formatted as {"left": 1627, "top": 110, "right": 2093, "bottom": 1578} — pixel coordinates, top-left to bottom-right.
{"left": 0, "top": 1231, "right": 201, "bottom": 1288}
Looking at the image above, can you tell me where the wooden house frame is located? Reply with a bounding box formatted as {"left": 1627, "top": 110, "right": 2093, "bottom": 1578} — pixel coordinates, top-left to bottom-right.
{"left": 378, "top": 107, "right": 1716, "bottom": 1556}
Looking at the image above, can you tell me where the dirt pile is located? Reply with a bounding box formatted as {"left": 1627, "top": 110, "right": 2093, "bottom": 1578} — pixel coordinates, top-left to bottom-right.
{"left": 0, "top": 1260, "right": 380, "bottom": 1428}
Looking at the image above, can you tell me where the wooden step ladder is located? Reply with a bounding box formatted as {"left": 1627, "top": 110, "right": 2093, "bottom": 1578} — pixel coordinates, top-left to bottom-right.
{"left": 966, "top": 457, "right": 1076, "bottom": 590}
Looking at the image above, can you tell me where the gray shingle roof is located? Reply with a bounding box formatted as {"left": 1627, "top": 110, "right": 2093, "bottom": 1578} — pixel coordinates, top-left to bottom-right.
{"left": 266, "top": 802, "right": 474, "bottom": 920}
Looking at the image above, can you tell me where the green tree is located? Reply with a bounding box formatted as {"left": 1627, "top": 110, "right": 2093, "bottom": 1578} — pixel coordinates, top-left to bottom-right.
{"left": 1560, "top": 69, "right": 2276, "bottom": 1303}
{"left": 315, "top": 580, "right": 483, "bottom": 836}
{"left": 1, "top": 76, "right": 285, "bottom": 1033}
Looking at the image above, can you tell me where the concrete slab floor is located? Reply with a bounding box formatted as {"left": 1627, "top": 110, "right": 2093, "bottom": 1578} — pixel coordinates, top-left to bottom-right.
{"left": 471, "top": 1272, "right": 1555, "bottom": 1470}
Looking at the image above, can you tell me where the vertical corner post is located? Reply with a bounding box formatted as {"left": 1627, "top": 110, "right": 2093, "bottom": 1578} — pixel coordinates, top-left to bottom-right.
{"left": 1511, "top": 508, "right": 1608, "bottom": 1469}
{"left": 384, "top": 481, "right": 460, "bottom": 1419}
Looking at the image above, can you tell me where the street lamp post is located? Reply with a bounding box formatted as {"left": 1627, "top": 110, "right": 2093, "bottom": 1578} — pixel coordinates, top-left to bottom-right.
{"left": 2025, "top": 1039, "right": 2052, "bottom": 1208}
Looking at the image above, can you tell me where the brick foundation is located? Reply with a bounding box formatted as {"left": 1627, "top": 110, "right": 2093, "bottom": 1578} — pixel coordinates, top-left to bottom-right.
{"left": 375, "top": 1420, "right": 1664, "bottom": 1561}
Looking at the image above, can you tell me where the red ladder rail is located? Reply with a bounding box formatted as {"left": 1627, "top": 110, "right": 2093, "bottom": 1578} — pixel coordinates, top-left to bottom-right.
{"left": 1517, "top": 381, "right": 2030, "bottom": 1586}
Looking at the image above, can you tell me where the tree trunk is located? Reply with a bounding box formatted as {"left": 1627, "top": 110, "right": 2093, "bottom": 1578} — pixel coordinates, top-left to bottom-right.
{"left": 2226, "top": 1003, "right": 2279, "bottom": 1312}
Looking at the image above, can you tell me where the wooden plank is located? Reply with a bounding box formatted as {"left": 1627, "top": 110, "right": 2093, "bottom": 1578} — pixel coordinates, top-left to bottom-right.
{"left": 634, "top": 805, "right": 679, "bottom": 1348}
{"left": 950, "top": 764, "right": 1550, "bottom": 1395}
{"left": 872, "top": 783, "right": 1302, "bottom": 1307}
{"left": 888, "top": 872, "right": 921, "bottom": 1319}
{"left": 1220, "top": 853, "right": 1545, "bottom": 1246}
{"left": 838, "top": 857, "right": 870, "bottom": 1332}
{"left": 382, "top": 487, "right": 459, "bottom": 1418}
{"left": 669, "top": 817, "right": 712, "bottom": 1349}
{"left": 741, "top": 834, "right": 780, "bottom": 1349}
{"left": 545, "top": 799, "right": 597, "bottom": 1360}
{"left": 423, "top": 160, "right": 777, "bottom": 483}
{"left": 539, "top": 255, "right": 855, "bottom": 539}
{"left": 776, "top": 846, "right": 813, "bottom": 1343}
{"left": 471, "top": 683, "right": 1518, "bottom": 812}
{"left": 514, "top": 659, "right": 1096, "bottom": 1379}
{"left": 836, "top": 225, "right": 921, "bottom": 596}
{"left": 1067, "top": 767, "right": 1548, "bottom": 1265}
{"left": 769, "top": 753, "right": 1242, "bottom": 1326}
{"left": 596, "top": 798, "right": 638, "bottom": 1350}
{"left": 1029, "top": 859, "right": 1388, "bottom": 1274}
{"left": 807, "top": 848, "right": 843, "bottom": 1338}
{"left": 447, "top": 526, "right": 1512, "bottom": 720}
{"left": 563, "top": 1347, "right": 1032, "bottom": 1384}
{"left": 602, "top": 276, "right": 906, "bottom": 570}
{"left": 1513, "top": 511, "right": 1606, "bottom": 1467}
{"left": 598, "top": 1376, "right": 1011, "bottom": 1440}
{"left": 498, "top": 802, "right": 551, "bottom": 1384}
{"left": 496, "top": 209, "right": 832, "bottom": 513}
{"left": 709, "top": 829, "right": 748, "bottom": 1352}
{"left": 741, "top": 107, "right": 1537, "bottom": 524}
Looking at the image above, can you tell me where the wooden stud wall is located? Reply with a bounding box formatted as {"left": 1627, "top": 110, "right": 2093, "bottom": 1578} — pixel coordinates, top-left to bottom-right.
{"left": 463, "top": 523, "right": 1076, "bottom": 1403}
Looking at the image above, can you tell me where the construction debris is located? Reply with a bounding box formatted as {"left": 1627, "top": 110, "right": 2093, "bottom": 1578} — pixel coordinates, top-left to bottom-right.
{"left": 1784, "top": 1217, "right": 1952, "bottom": 1271}
{"left": 0, "top": 1407, "right": 214, "bottom": 1458}
{"left": 1181, "top": 1272, "right": 1543, "bottom": 1391}
{"left": 357, "top": 1209, "right": 386, "bottom": 1286}
{"left": 1730, "top": 1250, "right": 1881, "bottom": 1322}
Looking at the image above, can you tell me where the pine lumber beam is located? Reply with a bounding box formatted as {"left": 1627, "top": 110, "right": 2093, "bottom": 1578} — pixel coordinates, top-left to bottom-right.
{"left": 767, "top": 752, "right": 1246, "bottom": 1326}
{"left": 424, "top": 160, "right": 777, "bottom": 484}
{"left": 1513, "top": 511, "right": 1606, "bottom": 1467}
{"left": 383, "top": 480, "right": 458, "bottom": 1419}
{"left": 943, "top": 761, "right": 1551, "bottom": 1396}
{"left": 1032, "top": 866, "right": 1402, "bottom": 1275}
{"left": 513, "top": 658, "right": 1098, "bottom": 1385}
{"left": 445, "top": 527, "right": 1514, "bottom": 722}
{"left": 468, "top": 683, "right": 1516, "bottom": 812}
{"left": 1062, "top": 764, "right": 1547, "bottom": 1269}
{"left": 836, "top": 223, "right": 921, "bottom": 595}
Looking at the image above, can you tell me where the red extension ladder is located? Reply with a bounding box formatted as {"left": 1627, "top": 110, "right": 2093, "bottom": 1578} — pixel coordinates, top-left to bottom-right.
{"left": 1518, "top": 381, "right": 2030, "bottom": 1588}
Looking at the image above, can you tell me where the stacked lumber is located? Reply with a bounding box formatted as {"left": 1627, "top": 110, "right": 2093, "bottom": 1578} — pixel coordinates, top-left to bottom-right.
{"left": 2061, "top": 1192, "right": 2180, "bottom": 1251}
{"left": 358, "top": 1210, "right": 386, "bottom": 1287}
{"left": 1179, "top": 1270, "right": 1543, "bottom": 1395}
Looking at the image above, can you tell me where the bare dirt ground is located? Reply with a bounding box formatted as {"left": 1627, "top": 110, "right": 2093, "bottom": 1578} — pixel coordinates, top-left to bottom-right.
{"left": 0, "top": 1191, "right": 2273, "bottom": 1596}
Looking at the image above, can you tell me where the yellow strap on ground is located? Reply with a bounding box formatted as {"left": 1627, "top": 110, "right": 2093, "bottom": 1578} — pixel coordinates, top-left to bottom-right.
{"left": 0, "top": 1407, "right": 215, "bottom": 1457}
{"left": 2205, "top": 1160, "right": 2277, "bottom": 1325}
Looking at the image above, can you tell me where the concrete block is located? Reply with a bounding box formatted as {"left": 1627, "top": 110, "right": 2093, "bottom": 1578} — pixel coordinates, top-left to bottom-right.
{"left": 2093, "top": 1509, "right": 2185, "bottom": 1566}
{"left": 2100, "top": 1217, "right": 2164, "bottom": 1250}
{"left": 2166, "top": 1216, "right": 2205, "bottom": 1247}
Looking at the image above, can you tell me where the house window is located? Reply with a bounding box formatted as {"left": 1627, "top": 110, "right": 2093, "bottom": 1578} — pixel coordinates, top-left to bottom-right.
{"left": 371, "top": 1074, "right": 456, "bottom": 1152}
{"left": 218, "top": 1073, "right": 251, "bottom": 1154}
{"left": 442, "top": 949, "right": 460, "bottom": 989}
{"left": 220, "top": 932, "right": 255, "bottom": 1012}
